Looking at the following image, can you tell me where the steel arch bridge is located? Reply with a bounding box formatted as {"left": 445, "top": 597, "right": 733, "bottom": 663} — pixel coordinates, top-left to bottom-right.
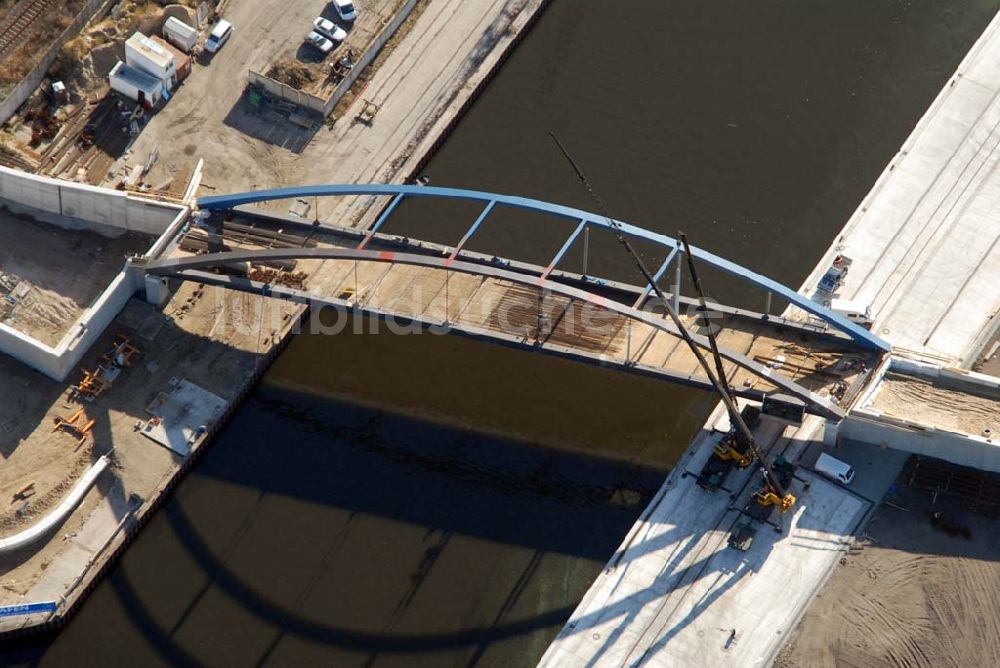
{"left": 136, "top": 184, "right": 890, "bottom": 420}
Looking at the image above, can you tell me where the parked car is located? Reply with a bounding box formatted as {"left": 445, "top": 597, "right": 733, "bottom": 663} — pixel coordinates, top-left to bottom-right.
{"left": 205, "top": 19, "right": 233, "bottom": 53}
{"left": 313, "top": 17, "right": 347, "bottom": 44}
{"left": 332, "top": 0, "right": 357, "bottom": 21}
{"left": 305, "top": 30, "right": 334, "bottom": 54}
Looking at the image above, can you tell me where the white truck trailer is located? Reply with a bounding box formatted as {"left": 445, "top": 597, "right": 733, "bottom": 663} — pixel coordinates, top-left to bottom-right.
{"left": 163, "top": 16, "right": 198, "bottom": 53}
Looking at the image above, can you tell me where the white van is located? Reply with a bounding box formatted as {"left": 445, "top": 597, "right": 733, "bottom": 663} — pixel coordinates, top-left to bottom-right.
{"left": 815, "top": 452, "right": 855, "bottom": 485}
{"left": 205, "top": 19, "right": 233, "bottom": 53}
{"left": 829, "top": 298, "right": 872, "bottom": 327}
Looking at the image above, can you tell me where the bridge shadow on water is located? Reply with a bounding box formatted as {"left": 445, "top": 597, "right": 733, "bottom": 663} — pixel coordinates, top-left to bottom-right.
{"left": 9, "top": 384, "right": 671, "bottom": 667}
{"left": 195, "top": 387, "right": 668, "bottom": 559}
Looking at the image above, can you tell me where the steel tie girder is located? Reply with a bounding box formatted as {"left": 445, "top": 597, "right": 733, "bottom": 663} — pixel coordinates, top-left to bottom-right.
{"left": 139, "top": 247, "right": 845, "bottom": 418}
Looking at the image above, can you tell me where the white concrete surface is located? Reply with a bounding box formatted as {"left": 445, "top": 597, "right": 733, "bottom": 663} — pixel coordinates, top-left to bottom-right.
{"left": 799, "top": 11, "right": 1000, "bottom": 365}
{"left": 0, "top": 456, "right": 109, "bottom": 554}
{"left": 541, "top": 412, "right": 868, "bottom": 667}
{"left": 140, "top": 380, "right": 227, "bottom": 456}
{"left": 547, "top": 9, "right": 1000, "bottom": 665}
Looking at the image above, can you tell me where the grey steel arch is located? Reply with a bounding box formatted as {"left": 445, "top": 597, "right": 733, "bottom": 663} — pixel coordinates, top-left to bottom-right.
{"left": 197, "top": 184, "right": 890, "bottom": 352}
{"left": 138, "top": 247, "right": 844, "bottom": 418}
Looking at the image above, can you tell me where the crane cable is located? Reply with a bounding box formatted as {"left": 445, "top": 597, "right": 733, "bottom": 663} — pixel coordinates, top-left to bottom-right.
{"left": 548, "top": 132, "right": 789, "bottom": 500}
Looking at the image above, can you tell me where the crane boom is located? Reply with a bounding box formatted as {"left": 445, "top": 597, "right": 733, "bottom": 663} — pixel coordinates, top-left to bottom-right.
{"left": 548, "top": 132, "right": 793, "bottom": 506}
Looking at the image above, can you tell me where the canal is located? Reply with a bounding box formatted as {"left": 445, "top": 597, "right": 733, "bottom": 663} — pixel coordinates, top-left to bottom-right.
{"left": 9, "top": 0, "right": 999, "bottom": 665}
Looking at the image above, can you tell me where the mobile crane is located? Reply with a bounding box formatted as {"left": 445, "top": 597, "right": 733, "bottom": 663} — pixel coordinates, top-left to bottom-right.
{"left": 550, "top": 133, "right": 797, "bottom": 516}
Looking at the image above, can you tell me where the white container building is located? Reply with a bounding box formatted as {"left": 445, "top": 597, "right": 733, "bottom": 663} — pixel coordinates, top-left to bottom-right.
{"left": 108, "top": 61, "right": 163, "bottom": 108}
{"left": 125, "top": 32, "right": 178, "bottom": 91}
{"left": 162, "top": 16, "right": 198, "bottom": 53}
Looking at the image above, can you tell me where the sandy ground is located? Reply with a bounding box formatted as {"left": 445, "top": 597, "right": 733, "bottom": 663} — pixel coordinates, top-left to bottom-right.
{"left": 871, "top": 372, "right": 999, "bottom": 436}
{"left": 978, "top": 328, "right": 1000, "bottom": 377}
{"left": 0, "top": 283, "right": 295, "bottom": 600}
{"left": 778, "top": 470, "right": 1000, "bottom": 667}
{"left": 0, "top": 212, "right": 151, "bottom": 346}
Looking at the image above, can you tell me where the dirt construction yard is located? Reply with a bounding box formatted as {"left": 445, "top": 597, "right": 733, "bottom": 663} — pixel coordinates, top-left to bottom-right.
{"left": 125, "top": 0, "right": 534, "bottom": 221}
{"left": 125, "top": 0, "right": 402, "bottom": 192}
{"left": 0, "top": 211, "right": 151, "bottom": 346}
{"left": 778, "top": 469, "right": 1000, "bottom": 667}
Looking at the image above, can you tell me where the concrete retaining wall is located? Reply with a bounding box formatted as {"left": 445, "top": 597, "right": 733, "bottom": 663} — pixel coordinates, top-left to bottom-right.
{"left": 839, "top": 354, "right": 1000, "bottom": 472}
{"left": 0, "top": 167, "right": 183, "bottom": 237}
{"left": 839, "top": 412, "right": 1000, "bottom": 473}
{"left": 0, "top": 169, "right": 187, "bottom": 380}
{"left": 246, "top": 70, "right": 327, "bottom": 115}
{"left": 0, "top": 0, "right": 115, "bottom": 125}
{"left": 0, "top": 262, "right": 144, "bottom": 381}
{"left": 0, "top": 324, "right": 60, "bottom": 380}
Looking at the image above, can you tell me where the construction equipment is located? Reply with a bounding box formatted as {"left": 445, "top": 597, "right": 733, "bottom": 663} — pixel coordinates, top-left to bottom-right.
{"left": 551, "top": 132, "right": 796, "bottom": 514}
{"left": 712, "top": 404, "right": 761, "bottom": 468}
{"left": 12, "top": 482, "right": 35, "bottom": 502}
{"left": 728, "top": 522, "right": 757, "bottom": 551}
{"left": 356, "top": 99, "right": 380, "bottom": 125}
{"left": 73, "top": 367, "right": 111, "bottom": 400}
{"left": 696, "top": 455, "right": 735, "bottom": 492}
{"left": 103, "top": 334, "right": 140, "bottom": 368}
{"left": 52, "top": 409, "right": 95, "bottom": 447}
{"left": 817, "top": 254, "right": 852, "bottom": 294}
{"left": 752, "top": 456, "right": 797, "bottom": 513}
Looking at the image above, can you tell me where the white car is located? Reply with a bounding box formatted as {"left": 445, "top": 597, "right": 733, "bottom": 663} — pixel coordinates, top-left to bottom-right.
{"left": 332, "top": 0, "right": 357, "bottom": 21}
{"left": 205, "top": 19, "right": 233, "bottom": 53}
{"left": 313, "top": 17, "right": 347, "bottom": 43}
{"left": 305, "top": 30, "right": 334, "bottom": 54}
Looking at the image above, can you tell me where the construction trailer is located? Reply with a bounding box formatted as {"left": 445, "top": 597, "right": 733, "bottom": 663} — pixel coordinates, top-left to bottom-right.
{"left": 125, "top": 32, "right": 178, "bottom": 91}
{"left": 151, "top": 35, "right": 191, "bottom": 83}
{"left": 109, "top": 61, "right": 163, "bottom": 109}
{"left": 162, "top": 16, "right": 198, "bottom": 52}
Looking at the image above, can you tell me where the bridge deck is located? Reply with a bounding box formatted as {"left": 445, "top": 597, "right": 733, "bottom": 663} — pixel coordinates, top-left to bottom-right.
{"left": 158, "top": 217, "right": 877, "bottom": 415}
{"left": 799, "top": 10, "right": 1000, "bottom": 364}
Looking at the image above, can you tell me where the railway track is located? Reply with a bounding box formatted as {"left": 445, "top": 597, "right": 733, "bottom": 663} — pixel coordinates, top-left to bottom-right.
{"left": 0, "top": 0, "right": 55, "bottom": 59}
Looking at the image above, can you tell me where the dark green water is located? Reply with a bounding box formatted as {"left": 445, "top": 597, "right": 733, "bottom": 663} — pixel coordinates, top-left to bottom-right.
{"left": 7, "top": 0, "right": 999, "bottom": 665}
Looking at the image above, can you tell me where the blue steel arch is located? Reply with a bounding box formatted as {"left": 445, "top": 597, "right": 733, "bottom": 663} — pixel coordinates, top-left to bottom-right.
{"left": 198, "top": 184, "right": 890, "bottom": 352}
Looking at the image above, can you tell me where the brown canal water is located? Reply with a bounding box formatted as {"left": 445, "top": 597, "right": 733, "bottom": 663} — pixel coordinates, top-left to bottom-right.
{"left": 8, "top": 0, "right": 999, "bottom": 665}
